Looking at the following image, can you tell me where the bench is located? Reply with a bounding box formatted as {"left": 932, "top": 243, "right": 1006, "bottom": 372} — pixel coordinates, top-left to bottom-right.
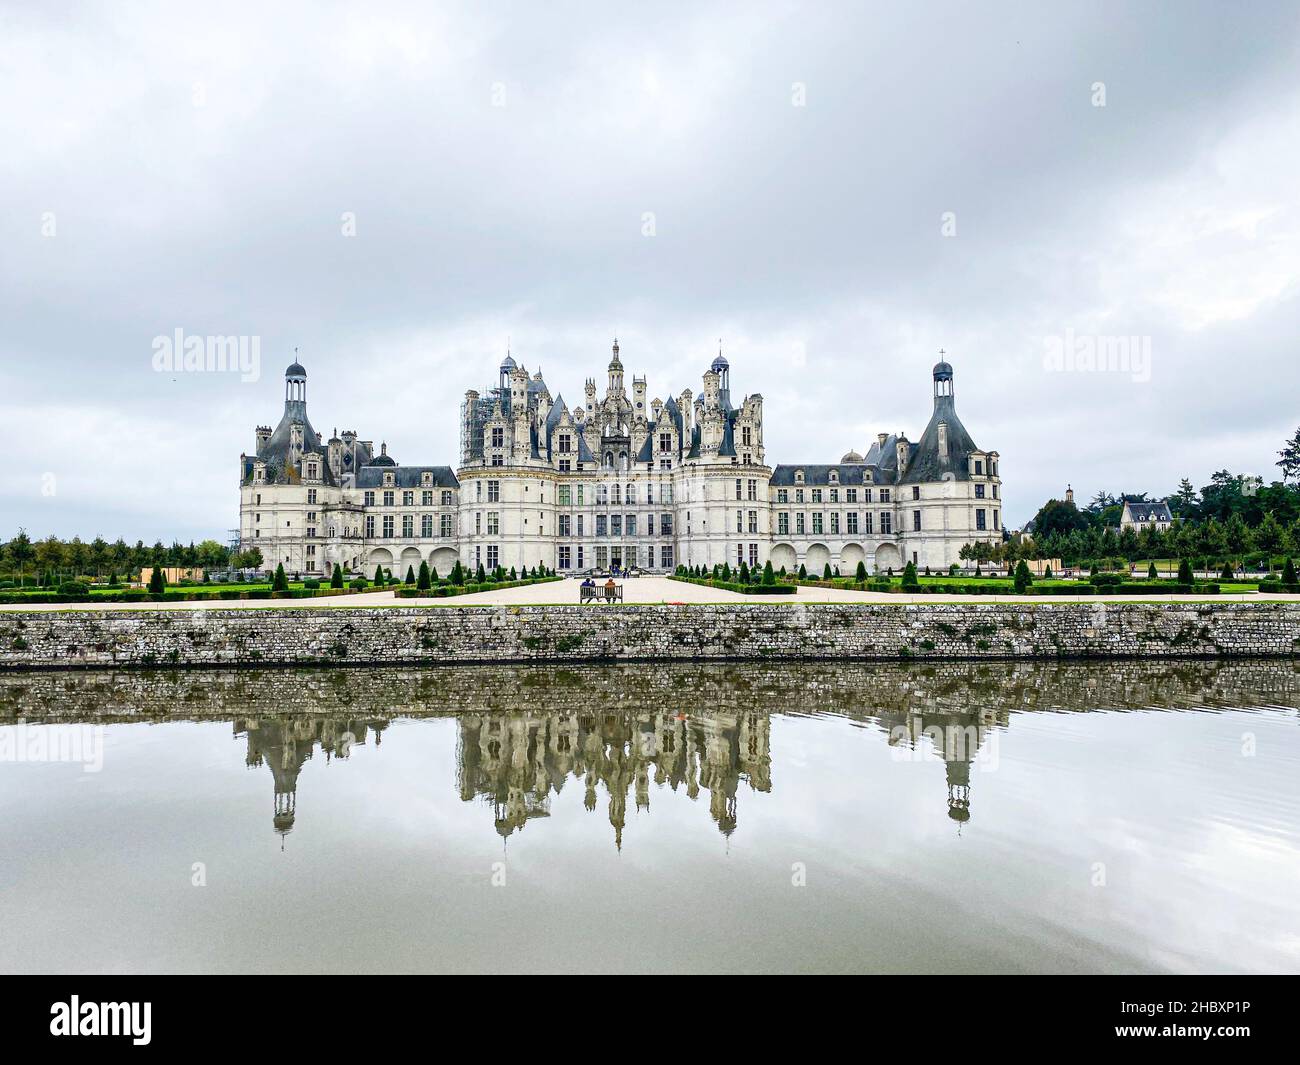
{"left": 580, "top": 584, "right": 624, "bottom": 603}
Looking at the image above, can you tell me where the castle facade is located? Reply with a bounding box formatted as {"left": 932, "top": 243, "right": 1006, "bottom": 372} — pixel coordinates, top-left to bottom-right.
{"left": 238, "top": 342, "right": 1002, "bottom": 578}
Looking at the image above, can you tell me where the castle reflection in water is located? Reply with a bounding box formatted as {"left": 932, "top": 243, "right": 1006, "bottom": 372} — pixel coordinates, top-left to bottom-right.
{"left": 235, "top": 705, "right": 996, "bottom": 846}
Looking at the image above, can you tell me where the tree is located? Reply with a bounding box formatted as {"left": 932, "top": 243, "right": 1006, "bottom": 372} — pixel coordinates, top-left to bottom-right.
{"left": 855, "top": 560, "right": 867, "bottom": 581}
{"left": 404, "top": 565, "right": 416, "bottom": 585}
{"left": 272, "top": 563, "right": 289, "bottom": 592}
{"left": 148, "top": 566, "right": 166, "bottom": 594}
{"left": 331, "top": 564, "right": 344, "bottom": 589}
{"left": 1030, "top": 497, "right": 1091, "bottom": 539}
{"left": 901, "top": 561, "right": 920, "bottom": 589}
{"left": 762, "top": 560, "right": 775, "bottom": 586}
{"left": 9, "top": 529, "right": 34, "bottom": 584}
{"left": 1014, "top": 559, "right": 1032, "bottom": 594}
{"left": 374, "top": 564, "right": 385, "bottom": 583}
{"left": 475, "top": 562, "right": 486, "bottom": 583}
{"left": 1178, "top": 559, "right": 1194, "bottom": 583}
{"left": 822, "top": 562, "right": 832, "bottom": 580}
{"left": 1284, "top": 558, "right": 1297, "bottom": 585}
{"left": 798, "top": 563, "right": 807, "bottom": 580}
{"left": 1277, "top": 428, "right": 1300, "bottom": 483}
{"left": 738, "top": 560, "right": 750, "bottom": 583}
{"left": 417, "top": 561, "right": 431, "bottom": 591}
{"left": 1148, "top": 561, "right": 1157, "bottom": 579}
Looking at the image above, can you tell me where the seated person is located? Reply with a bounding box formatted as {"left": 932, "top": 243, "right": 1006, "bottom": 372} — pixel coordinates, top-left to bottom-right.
{"left": 604, "top": 576, "right": 617, "bottom": 592}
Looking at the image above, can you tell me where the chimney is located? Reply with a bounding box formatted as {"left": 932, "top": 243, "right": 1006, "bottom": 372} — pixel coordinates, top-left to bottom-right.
{"left": 877, "top": 432, "right": 888, "bottom": 451}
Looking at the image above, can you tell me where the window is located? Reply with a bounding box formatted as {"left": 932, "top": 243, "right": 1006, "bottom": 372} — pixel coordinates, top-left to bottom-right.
{"left": 402, "top": 514, "right": 414, "bottom": 537}
{"left": 626, "top": 514, "right": 637, "bottom": 536}
{"left": 737, "top": 544, "right": 744, "bottom": 566}
{"left": 777, "top": 489, "right": 788, "bottom": 503}
{"left": 559, "top": 545, "right": 571, "bottom": 569}
{"left": 487, "top": 512, "right": 499, "bottom": 535}
{"left": 611, "top": 515, "right": 622, "bottom": 536}
{"left": 748, "top": 510, "right": 758, "bottom": 534}
{"left": 880, "top": 512, "right": 891, "bottom": 534}
{"left": 976, "top": 509, "right": 987, "bottom": 531}
{"left": 912, "top": 486, "right": 920, "bottom": 500}
{"left": 747, "top": 479, "right": 757, "bottom": 501}
{"left": 749, "top": 543, "right": 758, "bottom": 567}
{"left": 306, "top": 463, "right": 317, "bottom": 480}
{"left": 365, "top": 515, "right": 375, "bottom": 537}
{"left": 491, "top": 427, "right": 504, "bottom": 448}
{"left": 442, "top": 490, "right": 452, "bottom": 506}
{"left": 382, "top": 515, "right": 394, "bottom": 538}
{"left": 646, "top": 483, "right": 654, "bottom": 504}
{"left": 975, "top": 460, "right": 984, "bottom": 475}
{"left": 440, "top": 514, "right": 453, "bottom": 537}
{"left": 660, "top": 513, "right": 672, "bottom": 536}
{"left": 559, "top": 433, "right": 572, "bottom": 454}
{"left": 796, "top": 513, "right": 806, "bottom": 535}
{"left": 383, "top": 490, "right": 394, "bottom": 507}
{"left": 742, "top": 426, "right": 752, "bottom": 447}
{"left": 661, "top": 484, "right": 672, "bottom": 504}
{"left": 421, "top": 514, "right": 433, "bottom": 537}
{"left": 863, "top": 512, "right": 873, "bottom": 534}
{"left": 558, "top": 484, "right": 571, "bottom": 506}
{"left": 993, "top": 510, "right": 1000, "bottom": 530}
{"left": 661, "top": 545, "right": 673, "bottom": 569}
{"left": 736, "top": 509, "right": 743, "bottom": 533}
{"left": 864, "top": 488, "right": 872, "bottom": 503}
{"left": 558, "top": 515, "right": 571, "bottom": 537}
{"left": 847, "top": 512, "right": 858, "bottom": 535}
{"left": 487, "top": 480, "right": 500, "bottom": 502}
{"left": 830, "top": 512, "right": 840, "bottom": 535}
{"left": 559, "top": 459, "right": 570, "bottom": 472}
{"left": 846, "top": 488, "right": 857, "bottom": 503}
{"left": 596, "top": 546, "right": 609, "bottom": 568}
{"left": 596, "top": 515, "right": 607, "bottom": 536}
{"left": 487, "top": 545, "right": 499, "bottom": 569}
{"left": 812, "top": 489, "right": 822, "bottom": 503}
{"left": 612, "top": 483, "right": 622, "bottom": 505}
{"left": 913, "top": 510, "right": 921, "bottom": 531}
{"left": 735, "top": 479, "right": 742, "bottom": 500}
{"left": 812, "top": 513, "right": 823, "bottom": 535}
{"left": 576, "top": 515, "right": 584, "bottom": 536}
{"left": 659, "top": 432, "right": 672, "bottom": 452}
{"left": 975, "top": 484, "right": 985, "bottom": 498}
{"left": 307, "top": 488, "right": 317, "bottom": 505}
{"left": 830, "top": 489, "right": 838, "bottom": 503}
{"left": 422, "top": 490, "right": 433, "bottom": 506}
{"left": 880, "top": 488, "right": 891, "bottom": 503}
{"left": 778, "top": 512, "right": 789, "bottom": 535}
{"left": 403, "top": 491, "right": 414, "bottom": 506}
{"left": 795, "top": 489, "right": 804, "bottom": 503}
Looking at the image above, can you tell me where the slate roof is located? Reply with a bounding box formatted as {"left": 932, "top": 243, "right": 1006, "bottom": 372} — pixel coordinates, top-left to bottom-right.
{"left": 355, "top": 465, "right": 459, "bottom": 489}
{"left": 249, "top": 399, "right": 334, "bottom": 486}
{"left": 898, "top": 393, "right": 982, "bottom": 485}
{"left": 1124, "top": 500, "right": 1172, "bottom": 522}
{"left": 770, "top": 464, "right": 885, "bottom": 486}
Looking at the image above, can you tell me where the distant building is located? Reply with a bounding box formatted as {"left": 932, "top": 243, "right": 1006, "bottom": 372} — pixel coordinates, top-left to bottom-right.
{"left": 1120, "top": 498, "right": 1173, "bottom": 533}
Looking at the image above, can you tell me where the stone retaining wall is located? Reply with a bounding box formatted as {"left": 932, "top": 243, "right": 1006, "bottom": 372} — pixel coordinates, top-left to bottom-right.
{"left": 2, "top": 602, "right": 1300, "bottom": 670}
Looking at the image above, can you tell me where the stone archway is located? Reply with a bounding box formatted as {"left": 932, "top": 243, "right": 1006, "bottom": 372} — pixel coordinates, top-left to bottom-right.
{"left": 771, "top": 543, "right": 798, "bottom": 573}
{"left": 367, "top": 547, "right": 394, "bottom": 574}
{"left": 805, "top": 543, "right": 830, "bottom": 574}
{"left": 429, "top": 547, "right": 458, "bottom": 578}
{"left": 398, "top": 546, "right": 423, "bottom": 579}
{"left": 874, "top": 542, "right": 902, "bottom": 573}
{"left": 840, "top": 542, "right": 865, "bottom": 571}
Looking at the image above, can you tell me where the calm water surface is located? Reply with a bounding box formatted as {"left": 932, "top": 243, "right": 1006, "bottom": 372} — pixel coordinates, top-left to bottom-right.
{"left": 1, "top": 661, "right": 1298, "bottom": 974}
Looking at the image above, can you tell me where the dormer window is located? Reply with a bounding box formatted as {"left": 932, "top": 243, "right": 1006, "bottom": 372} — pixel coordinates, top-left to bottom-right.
{"left": 794, "top": 470, "right": 804, "bottom": 484}
{"left": 384, "top": 472, "right": 395, "bottom": 487}
{"left": 829, "top": 470, "right": 839, "bottom": 484}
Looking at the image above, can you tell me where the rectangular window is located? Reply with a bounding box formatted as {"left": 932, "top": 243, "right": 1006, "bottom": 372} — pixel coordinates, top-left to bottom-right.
{"left": 558, "top": 515, "right": 571, "bottom": 537}
{"left": 736, "top": 479, "right": 742, "bottom": 500}
{"left": 863, "top": 512, "right": 873, "bottom": 535}
{"left": 382, "top": 515, "right": 394, "bottom": 538}
{"left": 975, "top": 484, "right": 985, "bottom": 498}
{"left": 830, "top": 512, "right": 840, "bottom": 535}
{"left": 660, "top": 513, "right": 673, "bottom": 536}
{"left": 880, "top": 488, "right": 891, "bottom": 503}
{"left": 383, "top": 490, "right": 394, "bottom": 507}
{"left": 912, "top": 486, "right": 920, "bottom": 500}
{"left": 812, "top": 489, "right": 822, "bottom": 503}
{"left": 440, "top": 514, "right": 452, "bottom": 537}
{"left": 748, "top": 510, "right": 758, "bottom": 534}
{"left": 611, "top": 515, "right": 622, "bottom": 536}
{"left": 976, "top": 509, "right": 987, "bottom": 530}
{"left": 420, "top": 514, "right": 433, "bottom": 537}
{"left": 365, "top": 516, "right": 375, "bottom": 537}
{"left": 749, "top": 543, "right": 758, "bottom": 568}
{"left": 559, "top": 545, "right": 571, "bottom": 569}
{"left": 880, "top": 512, "right": 892, "bottom": 535}
{"left": 491, "top": 427, "right": 504, "bottom": 448}
{"left": 847, "top": 512, "right": 858, "bottom": 535}
{"left": 812, "top": 512, "right": 824, "bottom": 535}
{"left": 576, "top": 515, "right": 584, "bottom": 536}
{"left": 975, "top": 460, "right": 984, "bottom": 475}
{"left": 736, "top": 509, "right": 743, "bottom": 533}
{"left": 864, "top": 488, "right": 872, "bottom": 503}
{"left": 487, "top": 512, "right": 499, "bottom": 535}
{"left": 487, "top": 480, "right": 500, "bottom": 502}
{"left": 487, "top": 545, "right": 499, "bottom": 569}
{"left": 626, "top": 514, "right": 637, "bottom": 536}
{"left": 577, "top": 546, "right": 584, "bottom": 568}
{"left": 913, "top": 510, "right": 921, "bottom": 531}
{"left": 596, "top": 515, "right": 607, "bottom": 536}
{"left": 659, "top": 432, "right": 671, "bottom": 452}
{"left": 796, "top": 513, "right": 806, "bottom": 535}
{"left": 661, "top": 545, "right": 673, "bottom": 569}
{"left": 402, "top": 514, "right": 414, "bottom": 537}
{"left": 747, "top": 479, "right": 757, "bottom": 501}
{"left": 558, "top": 484, "right": 571, "bottom": 506}
{"left": 596, "top": 546, "right": 608, "bottom": 569}
{"left": 846, "top": 488, "right": 857, "bottom": 503}
{"left": 993, "top": 511, "right": 1000, "bottom": 530}
{"left": 402, "top": 491, "right": 413, "bottom": 506}
{"left": 778, "top": 512, "right": 789, "bottom": 535}
{"left": 661, "top": 484, "right": 672, "bottom": 504}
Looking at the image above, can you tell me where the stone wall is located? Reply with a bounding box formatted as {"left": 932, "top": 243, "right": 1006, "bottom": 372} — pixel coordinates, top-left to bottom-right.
{"left": 2, "top": 601, "right": 1300, "bottom": 671}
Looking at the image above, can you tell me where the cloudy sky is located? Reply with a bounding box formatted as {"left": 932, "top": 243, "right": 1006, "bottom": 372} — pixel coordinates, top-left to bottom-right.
{"left": 3, "top": 0, "right": 1298, "bottom": 542}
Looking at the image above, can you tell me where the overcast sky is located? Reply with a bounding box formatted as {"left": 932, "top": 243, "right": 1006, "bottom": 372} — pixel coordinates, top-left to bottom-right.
{"left": 3, "top": 0, "right": 1299, "bottom": 542}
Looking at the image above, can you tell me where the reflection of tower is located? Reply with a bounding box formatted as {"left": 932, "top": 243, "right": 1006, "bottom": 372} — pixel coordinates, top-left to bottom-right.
{"left": 235, "top": 717, "right": 384, "bottom": 840}
{"left": 877, "top": 708, "right": 989, "bottom": 829}
{"left": 946, "top": 761, "right": 971, "bottom": 824}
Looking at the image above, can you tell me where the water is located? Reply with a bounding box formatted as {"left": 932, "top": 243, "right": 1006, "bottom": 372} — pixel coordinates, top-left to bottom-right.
{"left": 1, "top": 661, "right": 1298, "bottom": 974}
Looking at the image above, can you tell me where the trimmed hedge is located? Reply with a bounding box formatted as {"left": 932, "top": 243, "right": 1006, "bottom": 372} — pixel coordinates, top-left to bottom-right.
{"left": 393, "top": 576, "right": 563, "bottom": 598}
{"left": 668, "top": 575, "right": 796, "bottom": 595}
{"left": 0, "top": 587, "right": 357, "bottom": 605}
{"left": 1257, "top": 581, "right": 1300, "bottom": 594}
